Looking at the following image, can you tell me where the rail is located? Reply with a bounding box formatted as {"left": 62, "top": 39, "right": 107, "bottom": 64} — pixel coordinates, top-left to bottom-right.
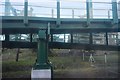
{"left": 0, "top": 1, "right": 120, "bottom": 19}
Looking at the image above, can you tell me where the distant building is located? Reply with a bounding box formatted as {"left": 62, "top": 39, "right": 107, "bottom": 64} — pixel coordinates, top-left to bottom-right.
{"left": 68, "top": 33, "right": 89, "bottom": 43}
{"left": 93, "top": 33, "right": 105, "bottom": 45}
{"left": 68, "top": 33, "right": 119, "bottom": 45}
{"left": 108, "top": 33, "right": 119, "bottom": 45}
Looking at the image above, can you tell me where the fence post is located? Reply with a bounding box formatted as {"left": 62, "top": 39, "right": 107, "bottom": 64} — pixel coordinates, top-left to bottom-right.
{"left": 108, "top": 10, "right": 110, "bottom": 19}
{"left": 106, "top": 32, "right": 108, "bottom": 45}
{"left": 52, "top": 9, "right": 54, "bottom": 18}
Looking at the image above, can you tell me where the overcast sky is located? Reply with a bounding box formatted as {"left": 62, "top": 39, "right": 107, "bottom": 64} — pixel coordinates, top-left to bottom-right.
{"left": 1, "top": 0, "right": 120, "bottom": 2}
{"left": 0, "top": 0, "right": 120, "bottom": 18}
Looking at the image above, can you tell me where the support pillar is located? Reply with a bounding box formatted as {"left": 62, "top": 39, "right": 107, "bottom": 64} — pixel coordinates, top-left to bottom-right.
{"left": 30, "top": 33, "right": 32, "bottom": 42}
{"left": 5, "top": 0, "right": 10, "bottom": 16}
{"left": 112, "top": 0, "right": 118, "bottom": 24}
{"left": 31, "top": 30, "right": 52, "bottom": 80}
{"left": 72, "top": 9, "right": 74, "bottom": 18}
{"left": 5, "top": 34, "right": 9, "bottom": 42}
{"left": 105, "top": 32, "right": 108, "bottom": 45}
{"left": 57, "top": 0, "right": 60, "bottom": 27}
{"left": 71, "top": 34, "right": 73, "bottom": 43}
{"left": 24, "top": 0, "right": 28, "bottom": 26}
{"left": 64, "top": 34, "right": 65, "bottom": 43}
{"left": 118, "top": 1, "right": 120, "bottom": 18}
{"left": 52, "top": 9, "right": 54, "bottom": 18}
{"left": 51, "top": 34, "right": 53, "bottom": 42}
{"left": 86, "top": 0, "right": 92, "bottom": 26}
{"left": 89, "top": 33, "right": 93, "bottom": 44}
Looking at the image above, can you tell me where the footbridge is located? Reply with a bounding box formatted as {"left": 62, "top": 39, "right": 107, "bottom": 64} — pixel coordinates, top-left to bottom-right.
{"left": 0, "top": 0, "right": 120, "bottom": 79}
{"left": 1, "top": 0, "right": 120, "bottom": 51}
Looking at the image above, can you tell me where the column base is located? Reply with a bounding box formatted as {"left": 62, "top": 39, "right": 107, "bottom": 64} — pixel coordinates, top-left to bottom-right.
{"left": 31, "top": 68, "right": 51, "bottom": 80}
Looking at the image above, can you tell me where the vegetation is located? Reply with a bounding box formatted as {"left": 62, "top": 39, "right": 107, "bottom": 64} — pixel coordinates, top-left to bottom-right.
{"left": 1, "top": 49, "right": 119, "bottom": 78}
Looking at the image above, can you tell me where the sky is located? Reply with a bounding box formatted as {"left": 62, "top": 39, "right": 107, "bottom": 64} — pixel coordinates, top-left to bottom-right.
{"left": 1, "top": 0, "right": 119, "bottom": 2}
{"left": 0, "top": 0, "right": 120, "bottom": 18}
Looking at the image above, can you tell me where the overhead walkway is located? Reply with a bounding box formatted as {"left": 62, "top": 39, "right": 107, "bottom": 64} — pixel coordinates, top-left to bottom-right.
{"left": 1, "top": 0, "right": 120, "bottom": 51}
{"left": 1, "top": 0, "right": 120, "bottom": 79}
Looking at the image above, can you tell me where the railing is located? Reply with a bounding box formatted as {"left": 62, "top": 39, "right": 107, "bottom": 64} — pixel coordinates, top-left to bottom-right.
{"left": 0, "top": 1, "right": 120, "bottom": 19}
{"left": 1, "top": 32, "right": 120, "bottom": 46}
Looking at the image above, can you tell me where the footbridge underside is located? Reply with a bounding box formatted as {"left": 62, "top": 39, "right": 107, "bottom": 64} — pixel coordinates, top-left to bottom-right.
{"left": 1, "top": 16, "right": 120, "bottom": 51}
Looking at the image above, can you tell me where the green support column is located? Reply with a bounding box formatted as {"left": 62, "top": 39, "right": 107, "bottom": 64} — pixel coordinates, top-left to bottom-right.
{"left": 31, "top": 28, "right": 53, "bottom": 79}
{"left": 57, "top": 0, "right": 60, "bottom": 27}
{"left": 112, "top": 0, "right": 118, "bottom": 24}
{"left": 34, "top": 30, "right": 51, "bottom": 69}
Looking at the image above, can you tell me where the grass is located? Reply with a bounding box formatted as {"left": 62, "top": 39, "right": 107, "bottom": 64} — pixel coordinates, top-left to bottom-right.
{"left": 3, "top": 71, "right": 30, "bottom": 78}
{"left": 49, "top": 56, "right": 91, "bottom": 69}
{"left": 2, "top": 49, "right": 35, "bottom": 78}
{"left": 1, "top": 49, "right": 119, "bottom": 78}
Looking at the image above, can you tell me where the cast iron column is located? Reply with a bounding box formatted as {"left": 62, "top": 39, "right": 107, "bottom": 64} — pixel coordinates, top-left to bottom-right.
{"left": 34, "top": 30, "right": 51, "bottom": 69}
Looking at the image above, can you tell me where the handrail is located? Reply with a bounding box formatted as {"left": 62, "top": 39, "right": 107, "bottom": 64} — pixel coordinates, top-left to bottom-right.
{"left": 1, "top": 1, "right": 118, "bottom": 9}
{"left": 0, "top": 1, "right": 120, "bottom": 19}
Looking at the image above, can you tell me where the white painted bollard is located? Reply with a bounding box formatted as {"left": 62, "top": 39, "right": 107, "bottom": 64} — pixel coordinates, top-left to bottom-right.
{"left": 83, "top": 53, "right": 85, "bottom": 61}
{"left": 31, "top": 68, "right": 51, "bottom": 80}
{"left": 89, "top": 54, "right": 95, "bottom": 66}
{"left": 104, "top": 53, "right": 107, "bottom": 63}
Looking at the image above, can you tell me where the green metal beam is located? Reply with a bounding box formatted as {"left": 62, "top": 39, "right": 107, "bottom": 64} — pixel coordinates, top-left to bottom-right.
{"left": 2, "top": 41, "right": 120, "bottom": 51}
{"left": 86, "top": 0, "right": 91, "bottom": 26}
{"left": 112, "top": 0, "right": 118, "bottom": 24}
{"left": 57, "top": 0, "right": 60, "bottom": 27}
{"left": 24, "top": 0, "right": 28, "bottom": 26}
{"left": 2, "top": 28, "right": 120, "bottom": 35}
{"left": 89, "top": 0, "right": 93, "bottom": 18}
{"left": 2, "top": 18, "right": 115, "bottom": 28}
{"left": 5, "top": 0, "right": 10, "bottom": 16}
